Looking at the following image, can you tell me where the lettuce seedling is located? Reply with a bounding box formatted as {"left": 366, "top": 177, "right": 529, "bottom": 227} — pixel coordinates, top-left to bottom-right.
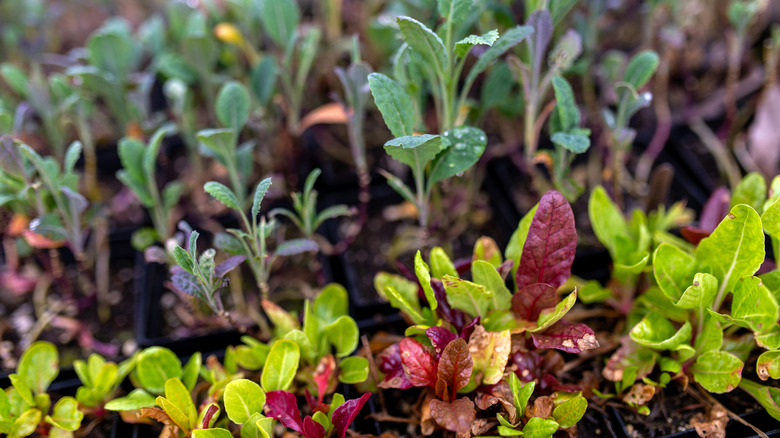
{"left": 369, "top": 0, "right": 533, "bottom": 229}
{"left": 374, "top": 190, "right": 596, "bottom": 434}
{"left": 585, "top": 185, "right": 692, "bottom": 314}
{"left": 201, "top": 177, "right": 318, "bottom": 298}
{"left": 602, "top": 190, "right": 780, "bottom": 420}
{"left": 117, "top": 124, "right": 183, "bottom": 250}
{"left": 0, "top": 342, "right": 84, "bottom": 438}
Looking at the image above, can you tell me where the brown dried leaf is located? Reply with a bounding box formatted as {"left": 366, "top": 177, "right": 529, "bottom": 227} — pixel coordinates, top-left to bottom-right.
{"left": 623, "top": 383, "right": 655, "bottom": 406}
{"left": 471, "top": 418, "right": 497, "bottom": 436}
{"left": 421, "top": 393, "right": 437, "bottom": 436}
{"left": 297, "top": 103, "right": 349, "bottom": 133}
{"left": 528, "top": 396, "right": 554, "bottom": 419}
{"left": 429, "top": 398, "right": 476, "bottom": 434}
{"left": 690, "top": 403, "right": 729, "bottom": 438}
{"left": 138, "top": 407, "right": 175, "bottom": 427}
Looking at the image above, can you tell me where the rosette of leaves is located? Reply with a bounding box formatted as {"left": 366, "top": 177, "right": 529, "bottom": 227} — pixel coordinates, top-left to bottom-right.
{"left": 373, "top": 190, "right": 595, "bottom": 435}
{"left": 264, "top": 390, "right": 371, "bottom": 438}
{"left": 233, "top": 284, "right": 369, "bottom": 399}
{"left": 202, "top": 177, "right": 318, "bottom": 297}
{"left": 117, "top": 124, "right": 183, "bottom": 250}
{"left": 74, "top": 352, "right": 139, "bottom": 411}
{"left": 368, "top": 0, "right": 535, "bottom": 229}
{"left": 0, "top": 342, "right": 84, "bottom": 438}
{"left": 583, "top": 185, "right": 692, "bottom": 314}
{"left": 601, "top": 190, "right": 780, "bottom": 420}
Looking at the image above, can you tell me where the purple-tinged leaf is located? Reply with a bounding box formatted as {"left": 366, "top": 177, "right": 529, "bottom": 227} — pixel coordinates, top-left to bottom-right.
{"left": 512, "top": 283, "right": 557, "bottom": 322}
{"left": 531, "top": 320, "right": 599, "bottom": 353}
{"left": 264, "top": 390, "right": 303, "bottom": 433}
{"left": 332, "top": 393, "right": 371, "bottom": 438}
{"left": 682, "top": 187, "right": 731, "bottom": 244}
{"left": 498, "top": 259, "right": 514, "bottom": 281}
{"left": 454, "top": 258, "right": 473, "bottom": 275}
{"left": 201, "top": 404, "right": 219, "bottom": 429}
{"left": 429, "top": 398, "right": 475, "bottom": 434}
{"left": 432, "top": 279, "right": 470, "bottom": 331}
{"left": 437, "top": 338, "right": 473, "bottom": 400}
{"left": 274, "top": 238, "right": 319, "bottom": 257}
{"left": 528, "top": 10, "right": 553, "bottom": 77}
{"left": 394, "top": 259, "right": 418, "bottom": 282}
{"left": 171, "top": 268, "right": 203, "bottom": 298}
{"left": 215, "top": 255, "right": 245, "bottom": 278}
{"left": 377, "top": 344, "right": 412, "bottom": 389}
{"left": 512, "top": 351, "right": 543, "bottom": 383}
{"left": 516, "top": 190, "right": 576, "bottom": 289}
{"left": 540, "top": 374, "right": 581, "bottom": 393}
{"left": 399, "top": 338, "right": 438, "bottom": 388}
{"left": 302, "top": 416, "right": 325, "bottom": 438}
{"left": 460, "top": 316, "right": 480, "bottom": 340}
{"left": 426, "top": 327, "right": 457, "bottom": 360}
{"left": 304, "top": 388, "right": 318, "bottom": 411}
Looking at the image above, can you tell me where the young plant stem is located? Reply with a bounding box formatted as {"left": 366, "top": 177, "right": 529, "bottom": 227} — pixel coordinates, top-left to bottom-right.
{"left": 76, "top": 104, "right": 100, "bottom": 201}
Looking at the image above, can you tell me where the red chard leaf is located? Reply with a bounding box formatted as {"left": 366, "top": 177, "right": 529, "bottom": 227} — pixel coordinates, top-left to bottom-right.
{"left": 378, "top": 344, "right": 412, "bottom": 389}
{"left": 400, "top": 338, "right": 438, "bottom": 388}
{"left": 304, "top": 388, "right": 318, "bottom": 411}
{"left": 201, "top": 404, "right": 219, "bottom": 429}
{"left": 437, "top": 338, "right": 473, "bottom": 400}
{"left": 460, "top": 316, "right": 480, "bottom": 340}
{"left": 512, "top": 283, "right": 557, "bottom": 322}
{"left": 429, "top": 398, "right": 476, "bottom": 434}
{"left": 531, "top": 320, "right": 599, "bottom": 353}
{"left": 426, "top": 327, "right": 457, "bottom": 359}
{"left": 265, "top": 390, "right": 303, "bottom": 433}
{"left": 302, "top": 416, "right": 325, "bottom": 438}
{"left": 516, "top": 190, "right": 576, "bottom": 289}
{"left": 332, "top": 393, "right": 371, "bottom": 438}
{"left": 700, "top": 187, "right": 731, "bottom": 232}
{"left": 541, "top": 374, "right": 581, "bottom": 393}
{"left": 313, "top": 355, "right": 336, "bottom": 404}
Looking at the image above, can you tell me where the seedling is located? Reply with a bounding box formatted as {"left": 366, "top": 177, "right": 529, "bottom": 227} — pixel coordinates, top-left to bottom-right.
{"left": 369, "top": 0, "right": 535, "bottom": 230}
{"left": 374, "top": 190, "right": 596, "bottom": 434}
{"left": 117, "top": 124, "right": 183, "bottom": 250}
{"left": 269, "top": 169, "right": 353, "bottom": 254}
{"left": 0, "top": 342, "right": 84, "bottom": 438}
{"left": 201, "top": 177, "right": 318, "bottom": 299}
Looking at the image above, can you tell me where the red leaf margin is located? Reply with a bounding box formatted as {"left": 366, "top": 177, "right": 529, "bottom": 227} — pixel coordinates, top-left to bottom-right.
{"left": 332, "top": 393, "right": 372, "bottom": 438}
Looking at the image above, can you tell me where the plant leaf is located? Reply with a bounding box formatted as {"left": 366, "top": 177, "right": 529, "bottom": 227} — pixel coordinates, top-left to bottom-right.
{"left": 44, "top": 397, "right": 83, "bottom": 431}
{"left": 425, "top": 326, "right": 457, "bottom": 360}
{"left": 397, "top": 16, "right": 447, "bottom": 76}
{"left": 730, "top": 276, "right": 779, "bottom": 333}
{"left": 18, "top": 341, "right": 58, "bottom": 395}
{"left": 368, "top": 73, "right": 416, "bottom": 137}
{"left": 468, "top": 326, "right": 511, "bottom": 385}
{"left": 399, "top": 338, "right": 438, "bottom": 388}
{"left": 437, "top": 338, "right": 473, "bottom": 399}
{"left": 757, "top": 350, "right": 780, "bottom": 381}
{"left": 204, "top": 181, "right": 243, "bottom": 212}
{"left": 384, "top": 134, "right": 442, "bottom": 169}
{"left": 623, "top": 50, "right": 659, "bottom": 90}
{"left": 258, "top": 0, "right": 300, "bottom": 47}
{"left": 338, "top": 357, "right": 369, "bottom": 384}
{"left": 516, "top": 190, "right": 576, "bottom": 290}
{"left": 264, "top": 390, "right": 303, "bottom": 433}
{"left": 429, "top": 398, "right": 475, "bottom": 434}
{"left": 224, "top": 379, "right": 266, "bottom": 425}
{"left": 653, "top": 243, "right": 695, "bottom": 301}
{"left": 324, "top": 316, "right": 359, "bottom": 358}
{"left": 444, "top": 275, "right": 493, "bottom": 318}
{"left": 466, "top": 25, "right": 534, "bottom": 89}
{"left": 104, "top": 389, "right": 156, "bottom": 411}
{"left": 251, "top": 177, "right": 272, "bottom": 220}
{"left": 513, "top": 283, "right": 557, "bottom": 322}
{"left": 692, "top": 351, "right": 743, "bottom": 393}
{"left": 731, "top": 172, "right": 766, "bottom": 213}
{"left": 629, "top": 312, "right": 692, "bottom": 351}
{"left": 454, "top": 29, "right": 499, "bottom": 58}
{"left": 739, "top": 379, "right": 780, "bottom": 421}
{"left": 553, "top": 396, "right": 587, "bottom": 429}
{"left": 415, "top": 251, "right": 438, "bottom": 311}
{"left": 262, "top": 340, "right": 300, "bottom": 392}
{"left": 332, "top": 393, "right": 371, "bottom": 438}
{"left": 588, "top": 186, "right": 630, "bottom": 262}
{"left": 531, "top": 320, "right": 598, "bottom": 353}
{"left": 136, "top": 347, "right": 182, "bottom": 395}
{"left": 428, "top": 126, "right": 487, "bottom": 187}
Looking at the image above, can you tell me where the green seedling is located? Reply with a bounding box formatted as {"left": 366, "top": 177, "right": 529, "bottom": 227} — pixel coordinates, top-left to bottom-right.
{"left": 117, "top": 124, "right": 183, "bottom": 250}
{"left": 197, "top": 80, "right": 253, "bottom": 207}
{"left": 66, "top": 18, "right": 142, "bottom": 134}
{"left": 600, "top": 177, "right": 780, "bottom": 420}
{"left": 369, "top": 0, "right": 535, "bottom": 230}
{"left": 0, "top": 342, "right": 84, "bottom": 438}
{"left": 584, "top": 185, "right": 692, "bottom": 314}
{"left": 74, "top": 353, "right": 139, "bottom": 411}
{"left": 269, "top": 169, "right": 353, "bottom": 254}
{"left": 203, "top": 177, "right": 318, "bottom": 298}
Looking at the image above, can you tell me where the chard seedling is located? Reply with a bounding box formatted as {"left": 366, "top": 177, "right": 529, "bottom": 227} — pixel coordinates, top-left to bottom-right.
{"left": 117, "top": 124, "right": 183, "bottom": 250}
{"left": 369, "top": 0, "right": 533, "bottom": 230}
{"left": 270, "top": 169, "right": 353, "bottom": 254}
{"left": 265, "top": 390, "right": 371, "bottom": 438}
{"left": 202, "top": 177, "right": 318, "bottom": 299}
{"left": 74, "top": 352, "right": 139, "bottom": 411}
{"left": 374, "top": 190, "right": 596, "bottom": 434}
{"left": 601, "top": 181, "right": 780, "bottom": 421}
{"left": 0, "top": 342, "right": 84, "bottom": 438}
{"left": 197, "top": 80, "right": 253, "bottom": 207}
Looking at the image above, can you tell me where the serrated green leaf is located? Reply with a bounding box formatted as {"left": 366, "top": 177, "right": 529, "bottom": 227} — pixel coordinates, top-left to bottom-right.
{"left": 368, "top": 73, "right": 416, "bottom": 137}
{"left": 465, "top": 26, "right": 534, "bottom": 88}
{"left": 454, "top": 30, "right": 499, "bottom": 58}
{"left": 397, "top": 16, "right": 447, "bottom": 76}
{"left": 428, "top": 126, "right": 486, "bottom": 187}
{"left": 384, "top": 134, "right": 442, "bottom": 169}
{"left": 173, "top": 246, "right": 194, "bottom": 274}
{"left": 251, "top": 177, "right": 272, "bottom": 220}
{"left": 204, "top": 181, "right": 243, "bottom": 212}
